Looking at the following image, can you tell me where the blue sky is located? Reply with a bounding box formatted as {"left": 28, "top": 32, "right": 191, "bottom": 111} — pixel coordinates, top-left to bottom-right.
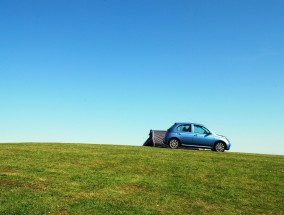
{"left": 0, "top": 0, "right": 283, "bottom": 155}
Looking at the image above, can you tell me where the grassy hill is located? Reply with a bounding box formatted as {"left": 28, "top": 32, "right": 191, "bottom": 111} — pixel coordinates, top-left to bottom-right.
{"left": 0, "top": 143, "right": 283, "bottom": 214}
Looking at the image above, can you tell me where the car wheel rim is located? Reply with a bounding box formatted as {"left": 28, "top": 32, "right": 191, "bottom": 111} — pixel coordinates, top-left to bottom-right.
{"left": 170, "top": 140, "right": 178, "bottom": 148}
{"left": 216, "top": 143, "right": 225, "bottom": 152}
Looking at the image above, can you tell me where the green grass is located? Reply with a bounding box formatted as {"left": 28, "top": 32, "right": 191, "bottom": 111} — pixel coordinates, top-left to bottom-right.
{"left": 0, "top": 143, "right": 283, "bottom": 214}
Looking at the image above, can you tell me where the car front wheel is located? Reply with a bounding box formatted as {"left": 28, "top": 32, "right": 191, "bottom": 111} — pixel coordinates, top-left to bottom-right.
{"left": 169, "top": 139, "right": 180, "bottom": 149}
{"left": 214, "top": 142, "right": 226, "bottom": 152}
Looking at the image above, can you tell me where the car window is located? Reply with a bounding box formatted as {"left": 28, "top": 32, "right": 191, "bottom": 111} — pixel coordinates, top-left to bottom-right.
{"left": 194, "top": 125, "right": 207, "bottom": 134}
{"left": 177, "top": 125, "right": 191, "bottom": 132}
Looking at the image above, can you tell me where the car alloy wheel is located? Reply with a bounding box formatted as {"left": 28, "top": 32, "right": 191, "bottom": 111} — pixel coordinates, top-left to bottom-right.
{"left": 215, "top": 142, "right": 225, "bottom": 152}
{"left": 169, "top": 139, "right": 180, "bottom": 149}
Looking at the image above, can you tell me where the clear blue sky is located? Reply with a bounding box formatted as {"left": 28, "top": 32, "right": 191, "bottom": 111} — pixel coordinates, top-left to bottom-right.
{"left": 0, "top": 0, "right": 283, "bottom": 155}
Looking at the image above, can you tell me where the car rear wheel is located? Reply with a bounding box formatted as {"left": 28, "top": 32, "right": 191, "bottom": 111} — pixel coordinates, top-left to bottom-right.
{"left": 214, "top": 142, "right": 225, "bottom": 152}
{"left": 169, "top": 139, "right": 180, "bottom": 149}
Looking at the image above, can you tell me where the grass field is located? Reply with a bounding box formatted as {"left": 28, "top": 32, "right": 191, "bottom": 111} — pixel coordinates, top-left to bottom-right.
{"left": 0, "top": 143, "right": 283, "bottom": 214}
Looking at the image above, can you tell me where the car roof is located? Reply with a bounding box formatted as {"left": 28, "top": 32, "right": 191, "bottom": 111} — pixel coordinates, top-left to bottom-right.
{"left": 175, "top": 122, "right": 205, "bottom": 127}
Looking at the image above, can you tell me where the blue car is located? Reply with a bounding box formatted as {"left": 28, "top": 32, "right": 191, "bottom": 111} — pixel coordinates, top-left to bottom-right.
{"left": 163, "top": 123, "right": 231, "bottom": 152}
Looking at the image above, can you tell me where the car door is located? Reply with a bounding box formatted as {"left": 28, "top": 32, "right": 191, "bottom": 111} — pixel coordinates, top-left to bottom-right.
{"left": 176, "top": 124, "right": 194, "bottom": 145}
{"left": 191, "top": 124, "right": 215, "bottom": 147}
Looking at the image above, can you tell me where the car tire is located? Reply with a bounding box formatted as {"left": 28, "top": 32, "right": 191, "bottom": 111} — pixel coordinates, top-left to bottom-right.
{"left": 169, "top": 139, "right": 180, "bottom": 149}
{"left": 214, "top": 141, "right": 226, "bottom": 152}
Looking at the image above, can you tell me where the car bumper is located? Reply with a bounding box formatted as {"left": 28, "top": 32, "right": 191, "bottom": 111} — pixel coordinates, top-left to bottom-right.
{"left": 226, "top": 142, "right": 231, "bottom": 150}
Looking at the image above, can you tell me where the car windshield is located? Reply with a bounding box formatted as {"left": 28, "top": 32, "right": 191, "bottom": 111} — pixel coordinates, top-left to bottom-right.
{"left": 205, "top": 127, "right": 215, "bottom": 134}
